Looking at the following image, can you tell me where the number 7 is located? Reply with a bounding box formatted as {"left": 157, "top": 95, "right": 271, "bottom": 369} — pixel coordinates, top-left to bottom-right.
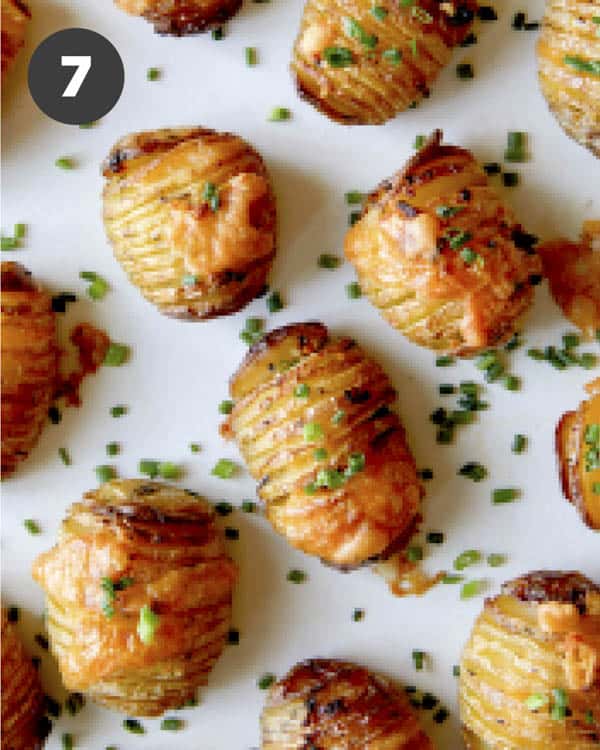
{"left": 61, "top": 55, "right": 92, "bottom": 97}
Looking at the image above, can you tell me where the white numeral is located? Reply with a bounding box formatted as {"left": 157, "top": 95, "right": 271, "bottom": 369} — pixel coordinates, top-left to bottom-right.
{"left": 61, "top": 55, "right": 91, "bottom": 97}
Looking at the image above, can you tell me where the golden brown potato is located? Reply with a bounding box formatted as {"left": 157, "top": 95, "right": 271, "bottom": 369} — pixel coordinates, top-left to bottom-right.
{"left": 113, "top": 0, "right": 242, "bottom": 35}
{"left": 32, "top": 479, "right": 238, "bottom": 717}
{"left": 537, "top": 0, "right": 600, "bottom": 157}
{"left": 292, "top": 0, "right": 477, "bottom": 124}
{"left": 556, "top": 379, "right": 600, "bottom": 530}
{"left": 1, "top": 610, "right": 48, "bottom": 750}
{"left": 460, "top": 570, "right": 600, "bottom": 750}
{"left": 222, "top": 322, "right": 423, "bottom": 568}
{"left": 539, "top": 220, "right": 600, "bottom": 340}
{"left": 261, "top": 658, "right": 433, "bottom": 749}
{"left": 1, "top": 0, "right": 30, "bottom": 79}
{"left": 1, "top": 262, "right": 58, "bottom": 478}
{"left": 103, "top": 127, "right": 276, "bottom": 320}
{"left": 344, "top": 131, "right": 543, "bottom": 355}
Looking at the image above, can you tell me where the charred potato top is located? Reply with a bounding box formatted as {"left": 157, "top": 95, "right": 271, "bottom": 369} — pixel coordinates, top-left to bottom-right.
{"left": 113, "top": 0, "right": 242, "bottom": 35}
{"left": 103, "top": 127, "right": 276, "bottom": 320}
{"left": 539, "top": 220, "right": 600, "bottom": 340}
{"left": 1, "top": 610, "right": 48, "bottom": 750}
{"left": 460, "top": 570, "right": 600, "bottom": 749}
{"left": 1, "top": 0, "right": 30, "bottom": 79}
{"left": 32, "top": 479, "right": 238, "bottom": 717}
{"left": 1, "top": 262, "right": 58, "bottom": 478}
{"left": 344, "top": 131, "right": 543, "bottom": 355}
{"left": 537, "top": 0, "right": 600, "bottom": 158}
{"left": 223, "top": 322, "right": 423, "bottom": 568}
{"left": 261, "top": 658, "right": 433, "bottom": 749}
{"left": 556, "top": 379, "right": 600, "bottom": 530}
{"left": 292, "top": 0, "right": 477, "bottom": 124}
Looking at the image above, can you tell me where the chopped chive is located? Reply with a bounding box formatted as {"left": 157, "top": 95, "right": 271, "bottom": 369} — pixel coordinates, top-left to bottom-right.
{"left": 436, "top": 205, "right": 464, "bottom": 219}
{"left": 158, "top": 462, "right": 179, "bottom": 480}
{"left": 502, "top": 172, "right": 519, "bottom": 187}
{"left": 62, "top": 733, "right": 74, "bottom": 750}
{"left": 14, "top": 223, "right": 26, "bottom": 239}
{"left": 202, "top": 181, "right": 220, "bottom": 212}
{"left": 182, "top": 274, "right": 197, "bottom": 286}
{"left": 161, "top": 718, "right": 183, "bottom": 731}
{"left": 211, "top": 459, "right": 238, "bottom": 479}
{"left": 137, "top": 604, "right": 159, "bottom": 644}
{"left": 504, "top": 374, "right": 520, "bottom": 391}
{"left": 266, "top": 290, "right": 283, "bottom": 313}
{"left": 314, "top": 447, "right": 327, "bottom": 460}
{"left": 382, "top": 48, "right": 402, "bottom": 65}
{"left": 146, "top": 67, "right": 161, "bottom": 81}
{"left": 579, "top": 353, "right": 597, "bottom": 369}
{"left": 287, "top": 568, "right": 306, "bottom": 583}
{"left": 459, "top": 381, "right": 478, "bottom": 396}
{"left": 211, "top": 26, "right": 223, "bottom": 40}
{"left": 483, "top": 162, "right": 501, "bottom": 175}
{"left": 487, "top": 553, "right": 506, "bottom": 567}
{"left": 439, "top": 384, "right": 455, "bottom": 395}
{"left": 24, "top": 519, "right": 41, "bottom": 535}
{"left": 505, "top": 333, "right": 522, "bottom": 351}
{"left": 426, "top": 531, "right": 444, "bottom": 544}
{"left": 245, "top": 316, "right": 263, "bottom": 335}
{"left": 65, "top": 693, "right": 85, "bottom": 715}
{"left": 110, "top": 405, "right": 127, "bottom": 418}
{"left": 1, "top": 236, "right": 18, "bottom": 250}
{"left": 411, "top": 650, "right": 425, "bottom": 670}
{"left": 139, "top": 459, "right": 159, "bottom": 478}
{"left": 345, "top": 191, "right": 364, "bottom": 205}
{"left": 504, "top": 131, "right": 528, "bottom": 162}
{"left": 257, "top": 673, "right": 276, "bottom": 690}
{"left": 409, "top": 37, "right": 418, "bottom": 56}
{"left": 106, "top": 442, "right": 119, "bottom": 456}
{"left": 527, "top": 348, "right": 545, "bottom": 361}
{"left": 225, "top": 527, "right": 239, "bottom": 540}
{"left": 435, "top": 355, "right": 454, "bottom": 367}
{"left": 227, "top": 628, "right": 240, "bottom": 644}
{"left": 413, "top": 134, "right": 426, "bottom": 150}
{"left": 55, "top": 157, "right": 75, "bottom": 169}
{"left": 525, "top": 693, "right": 549, "bottom": 711}
{"left": 332, "top": 409, "right": 345, "bottom": 424}
{"left": 349, "top": 210, "right": 361, "bottom": 226}
{"left": 418, "top": 468, "right": 434, "bottom": 480}
{"left": 454, "top": 550, "right": 481, "bottom": 570}
{"left": 460, "top": 579, "right": 484, "bottom": 599}
{"left": 219, "top": 399, "right": 234, "bottom": 415}
{"left": 352, "top": 607, "right": 365, "bottom": 622}
{"left": 492, "top": 487, "right": 519, "bottom": 504}
{"left": 190, "top": 442, "right": 201, "bottom": 453}
{"left": 245, "top": 47, "right": 257, "bottom": 66}
{"left": 562, "top": 332, "right": 580, "bottom": 349}
{"left": 442, "top": 575, "right": 463, "bottom": 584}
{"left": 318, "top": 253, "right": 341, "bottom": 269}
{"left": 303, "top": 422, "right": 323, "bottom": 442}
{"left": 512, "top": 433, "right": 526, "bottom": 454}
{"left": 458, "top": 462, "right": 487, "bottom": 482}
{"left": 215, "top": 501, "right": 233, "bottom": 516}
{"left": 406, "top": 545, "right": 423, "bottom": 562}
{"left": 371, "top": 5, "right": 388, "bottom": 20}
{"left": 96, "top": 465, "right": 116, "bottom": 483}
{"left": 453, "top": 665, "right": 460, "bottom": 677}
{"left": 563, "top": 55, "right": 600, "bottom": 76}
{"left": 456, "top": 62, "right": 474, "bottom": 79}
{"left": 241, "top": 500, "right": 256, "bottom": 512}
{"left": 123, "top": 718, "right": 145, "bottom": 734}
{"left": 268, "top": 106, "right": 291, "bottom": 121}
{"left": 345, "top": 281, "right": 362, "bottom": 299}
{"left": 58, "top": 447, "right": 71, "bottom": 466}
{"left": 103, "top": 343, "right": 129, "bottom": 366}
{"left": 460, "top": 247, "right": 479, "bottom": 265}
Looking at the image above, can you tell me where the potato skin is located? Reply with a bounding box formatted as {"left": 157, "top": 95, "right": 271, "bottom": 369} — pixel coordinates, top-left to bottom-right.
{"left": 460, "top": 570, "right": 600, "bottom": 750}
{"left": 103, "top": 127, "right": 276, "bottom": 320}
{"left": 1, "top": 0, "right": 30, "bottom": 79}
{"left": 344, "top": 131, "right": 543, "bottom": 355}
{"left": 556, "top": 381, "right": 600, "bottom": 530}
{"left": 261, "top": 658, "right": 433, "bottom": 749}
{"left": 1, "top": 262, "right": 58, "bottom": 478}
{"left": 32, "top": 479, "right": 237, "bottom": 717}
{"left": 224, "top": 322, "right": 423, "bottom": 568}
{"left": 114, "top": 0, "right": 242, "bottom": 35}
{"left": 537, "top": 0, "right": 600, "bottom": 157}
{"left": 292, "top": 0, "right": 476, "bottom": 125}
{"left": 539, "top": 221, "right": 600, "bottom": 340}
{"left": 1, "top": 610, "right": 47, "bottom": 750}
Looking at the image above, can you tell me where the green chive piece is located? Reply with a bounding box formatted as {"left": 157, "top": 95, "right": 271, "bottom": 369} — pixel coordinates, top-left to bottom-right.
{"left": 158, "top": 462, "right": 179, "bottom": 480}
{"left": 139, "top": 459, "right": 159, "bottom": 478}
{"left": 160, "top": 718, "right": 183, "bottom": 731}
{"left": 418, "top": 468, "right": 434, "bottom": 480}
{"left": 96, "top": 465, "right": 116, "bottom": 483}
{"left": 504, "top": 374, "right": 521, "bottom": 391}
{"left": 24, "top": 519, "right": 41, "bottom": 535}
{"left": 525, "top": 693, "right": 549, "bottom": 711}
{"left": 413, "top": 134, "right": 426, "bottom": 150}
{"left": 294, "top": 383, "right": 310, "bottom": 398}
{"left": 58, "top": 447, "right": 71, "bottom": 466}
{"left": 241, "top": 500, "right": 256, "bottom": 512}
{"left": 349, "top": 210, "right": 361, "bottom": 226}
{"left": 266, "top": 290, "right": 283, "bottom": 313}
{"left": 426, "top": 531, "right": 444, "bottom": 544}
{"left": 123, "top": 718, "right": 145, "bottom": 734}
{"left": 442, "top": 575, "right": 464, "bottom": 584}
{"left": 332, "top": 409, "right": 345, "bottom": 424}
{"left": 14, "top": 223, "right": 26, "bottom": 239}
{"left": 436, "top": 205, "right": 464, "bottom": 219}
{"left": 211, "top": 26, "right": 223, "bottom": 40}
{"left": 454, "top": 550, "right": 481, "bottom": 570}
{"left": 562, "top": 332, "right": 580, "bottom": 349}
{"left": 106, "top": 442, "right": 119, "bottom": 457}
{"left": 563, "top": 55, "right": 600, "bottom": 76}
{"left": 303, "top": 422, "right": 323, "bottom": 442}
{"left": 55, "top": 157, "right": 75, "bottom": 169}
{"left": 345, "top": 191, "right": 364, "bottom": 205}
{"left": 181, "top": 274, "right": 198, "bottom": 286}
{"left": 137, "top": 604, "right": 159, "bottom": 644}
{"left": 318, "top": 253, "right": 341, "bottom": 269}
{"left": 512, "top": 433, "right": 527, "bottom": 454}
{"left": 65, "top": 692, "right": 85, "bottom": 715}
{"left": 433, "top": 707, "right": 449, "bottom": 723}
{"left": 436, "top": 355, "right": 454, "bottom": 367}
{"left": 371, "top": 5, "right": 388, "bottom": 20}
{"left": 592, "top": 482, "right": 600, "bottom": 495}
{"left": 352, "top": 607, "right": 365, "bottom": 621}
{"left": 245, "top": 47, "right": 257, "bottom": 66}
{"left": 456, "top": 62, "right": 474, "bottom": 79}
{"left": 460, "top": 579, "right": 483, "bottom": 599}
{"left": 313, "top": 448, "right": 328, "bottom": 461}
{"left": 1, "top": 236, "right": 18, "bottom": 251}
{"left": 211, "top": 459, "right": 237, "bottom": 479}
{"left": 304, "top": 482, "right": 317, "bottom": 495}
{"left": 62, "top": 733, "right": 74, "bottom": 750}
{"left": 103, "top": 343, "right": 129, "bottom": 366}
{"left": 110, "top": 405, "right": 127, "bottom": 418}
{"left": 492, "top": 488, "right": 519, "bottom": 504}
{"left": 268, "top": 106, "right": 291, "bottom": 121}
{"left": 579, "top": 352, "right": 597, "bottom": 369}
{"left": 406, "top": 545, "right": 423, "bottom": 562}
{"left": 439, "top": 384, "right": 455, "bottom": 395}
{"left": 146, "top": 67, "right": 161, "bottom": 81}
{"left": 343, "top": 16, "right": 378, "bottom": 49}
{"left": 411, "top": 650, "right": 425, "bottom": 670}
{"left": 502, "top": 172, "right": 519, "bottom": 187}
{"left": 258, "top": 673, "right": 276, "bottom": 690}
{"left": 504, "top": 131, "right": 528, "bottom": 162}
{"left": 190, "top": 442, "right": 201, "bottom": 453}
{"left": 505, "top": 332, "right": 522, "bottom": 351}
{"left": 458, "top": 462, "right": 487, "bottom": 482}
{"left": 487, "top": 553, "right": 507, "bottom": 567}
{"left": 214, "top": 501, "right": 233, "bottom": 517}
{"left": 219, "top": 399, "right": 234, "bottom": 414}
{"left": 202, "top": 181, "right": 220, "bottom": 212}
{"left": 227, "top": 628, "right": 240, "bottom": 644}
{"left": 409, "top": 37, "right": 418, "bottom": 56}
{"left": 453, "top": 665, "right": 460, "bottom": 677}
{"left": 382, "top": 48, "right": 402, "bottom": 65}
{"left": 287, "top": 569, "right": 306, "bottom": 583}
{"left": 346, "top": 281, "right": 362, "bottom": 299}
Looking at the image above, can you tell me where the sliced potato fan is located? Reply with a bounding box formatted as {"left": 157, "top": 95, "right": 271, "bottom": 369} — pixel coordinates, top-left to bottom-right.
{"left": 113, "top": 0, "right": 242, "bottom": 35}
{"left": 32, "top": 479, "right": 237, "bottom": 717}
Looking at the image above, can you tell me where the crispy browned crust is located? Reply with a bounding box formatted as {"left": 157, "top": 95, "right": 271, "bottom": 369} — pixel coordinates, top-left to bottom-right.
{"left": 225, "top": 322, "right": 423, "bottom": 568}
{"left": 537, "top": 0, "right": 600, "bottom": 157}
{"left": 114, "top": 0, "right": 242, "bottom": 34}
{"left": 1, "top": 0, "right": 30, "bottom": 79}
{"left": 32, "top": 479, "right": 238, "bottom": 717}
{"left": 344, "top": 131, "right": 542, "bottom": 355}
{"left": 291, "top": 0, "right": 477, "bottom": 125}
{"left": 102, "top": 127, "right": 276, "bottom": 320}
{"left": 261, "top": 658, "right": 433, "bottom": 749}
{"left": 1, "top": 611, "right": 47, "bottom": 750}
{"left": 460, "top": 570, "right": 600, "bottom": 749}
{"left": 1, "top": 262, "right": 58, "bottom": 478}
{"left": 556, "top": 390, "right": 600, "bottom": 530}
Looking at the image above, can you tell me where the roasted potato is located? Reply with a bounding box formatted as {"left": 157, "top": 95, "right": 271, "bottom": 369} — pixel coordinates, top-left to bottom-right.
{"left": 537, "top": 0, "right": 600, "bottom": 157}
{"left": 1, "top": 610, "right": 48, "bottom": 750}
{"left": 113, "top": 0, "right": 242, "bottom": 35}
{"left": 261, "top": 658, "right": 433, "bottom": 749}
{"left": 556, "top": 379, "right": 600, "bottom": 530}
{"left": 460, "top": 570, "right": 600, "bottom": 749}
{"left": 292, "top": 0, "right": 477, "bottom": 124}
{"left": 222, "top": 322, "right": 423, "bottom": 568}
{"left": 344, "top": 130, "right": 543, "bottom": 355}
{"left": 32, "top": 479, "right": 238, "bottom": 717}
{"left": 103, "top": 127, "right": 276, "bottom": 320}
{"left": 539, "top": 220, "right": 600, "bottom": 340}
{"left": 1, "top": 0, "right": 30, "bottom": 79}
{"left": 1, "top": 262, "right": 58, "bottom": 478}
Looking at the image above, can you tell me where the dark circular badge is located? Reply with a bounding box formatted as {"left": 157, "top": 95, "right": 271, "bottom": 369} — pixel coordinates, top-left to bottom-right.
{"left": 28, "top": 28, "right": 124, "bottom": 125}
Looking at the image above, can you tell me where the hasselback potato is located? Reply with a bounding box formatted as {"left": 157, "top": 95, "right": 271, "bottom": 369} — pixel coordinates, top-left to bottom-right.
{"left": 556, "top": 378, "right": 600, "bottom": 530}
{"left": 539, "top": 220, "right": 600, "bottom": 339}
{"left": 103, "top": 127, "right": 276, "bottom": 320}
{"left": 537, "top": 0, "right": 600, "bottom": 157}
{"left": 222, "top": 322, "right": 423, "bottom": 568}
{"left": 1, "top": 610, "right": 48, "bottom": 750}
{"left": 344, "top": 130, "right": 543, "bottom": 355}
{"left": 1, "top": 0, "right": 30, "bottom": 79}
{"left": 292, "top": 0, "right": 477, "bottom": 124}
{"left": 261, "top": 658, "right": 433, "bottom": 749}
{"left": 460, "top": 570, "right": 600, "bottom": 749}
{"left": 1, "top": 262, "right": 58, "bottom": 478}
{"left": 113, "top": 0, "right": 242, "bottom": 34}
{"left": 32, "top": 479, "right": 238, "bottom": 717}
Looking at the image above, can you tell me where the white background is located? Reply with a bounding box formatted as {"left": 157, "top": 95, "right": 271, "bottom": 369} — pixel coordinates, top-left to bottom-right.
{"left": 2, "top": 0, "right": 599, "bottom": 747}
